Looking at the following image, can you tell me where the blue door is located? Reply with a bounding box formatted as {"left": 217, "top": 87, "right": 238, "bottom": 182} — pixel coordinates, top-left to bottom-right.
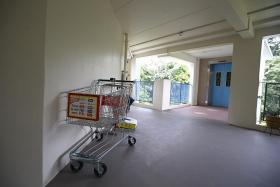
{"left": 209, "top": 63, "right": 232, "bottom": 107}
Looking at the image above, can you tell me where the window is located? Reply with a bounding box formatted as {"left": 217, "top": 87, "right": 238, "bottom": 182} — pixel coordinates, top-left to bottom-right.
{"left": 226, "top": 72, "right": 231, "bottom": 87}
{"left": 216, "top": 72, "right": 221, "bottom": 86}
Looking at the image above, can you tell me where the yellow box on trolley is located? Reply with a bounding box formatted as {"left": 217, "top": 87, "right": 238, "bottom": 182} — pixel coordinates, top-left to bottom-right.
{"left": 117, "top": 117, "right": 137, "bottom": 129}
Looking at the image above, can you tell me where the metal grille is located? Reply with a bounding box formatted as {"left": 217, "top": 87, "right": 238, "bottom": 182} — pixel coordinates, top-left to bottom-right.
{"left": 170, "top": 82, "right": 191, "bottom": 105}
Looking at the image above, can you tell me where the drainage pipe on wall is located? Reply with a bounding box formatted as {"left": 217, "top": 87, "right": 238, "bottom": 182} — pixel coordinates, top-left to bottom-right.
{"left": 122, "top": 33, "right": 129, "bottom": 80}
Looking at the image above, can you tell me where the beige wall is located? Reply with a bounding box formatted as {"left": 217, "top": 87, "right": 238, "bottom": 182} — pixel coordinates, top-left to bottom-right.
{"left": 0, "top": 1, "right": 123, "bottom": 186}
{"left": 229, "top": 32, "right": 263, "bottom": 128}
{"left": 43, "top": 0, "right": 122, "bottom": 185}
{"left": 0, "top": 0, "right": 46, "bottom": 186}
{"left": 198, "top": 56, "right": 232, "bottom": 106}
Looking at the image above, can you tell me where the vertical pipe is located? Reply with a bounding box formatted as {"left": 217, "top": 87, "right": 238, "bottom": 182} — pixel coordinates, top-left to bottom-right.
{"left": 180, "top": 83, "right": 182, "bottom": 104}
{"left": 263, "top": 83, "right": 268, "bottom": 121}
{"left": 122, "top": 33, "right": 128, "bottom": 81}
{"left": 170, "top": 82, "right": 172, "bottom": 104}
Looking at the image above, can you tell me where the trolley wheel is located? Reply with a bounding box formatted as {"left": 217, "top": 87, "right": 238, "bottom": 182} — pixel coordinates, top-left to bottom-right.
{"left": 94, "top": 163, "right": 107, "bottom": 177}
{"left": 95, "top": 133, "right": 103, "bottom": 141}
{"left": 128, "top": 136, "right": 136, "bottom": 146}
{"left": 108, "top": 126, "right": 116, "bottom": 135}
{"left": 70, "top": 161, "right": 83, "bottom": 172}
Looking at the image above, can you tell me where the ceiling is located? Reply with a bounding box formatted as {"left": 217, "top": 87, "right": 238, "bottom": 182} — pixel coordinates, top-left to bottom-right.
{"left": 183, "top": 44, "right": 233, "bottom": 59}
{"left": 110, "top": 0, "right": 280, "bottom": 55}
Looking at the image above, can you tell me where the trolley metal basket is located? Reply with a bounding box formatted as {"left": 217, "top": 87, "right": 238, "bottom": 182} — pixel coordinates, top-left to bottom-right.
{"left": 62, "top": 78, "right": 136, "bottom": 177}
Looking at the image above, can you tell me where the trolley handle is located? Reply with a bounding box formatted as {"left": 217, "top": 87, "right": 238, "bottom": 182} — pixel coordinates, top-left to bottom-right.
{"left": 98, "top": 78, "right": 135, "bottom": 83}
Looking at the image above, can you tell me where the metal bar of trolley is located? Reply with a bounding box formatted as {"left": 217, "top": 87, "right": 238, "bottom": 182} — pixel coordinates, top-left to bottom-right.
{"left": 63, "top": 78, "right": 136, "bottom": 177}
{"left": 98, "top": 78, "right": 135, "bottom": 83}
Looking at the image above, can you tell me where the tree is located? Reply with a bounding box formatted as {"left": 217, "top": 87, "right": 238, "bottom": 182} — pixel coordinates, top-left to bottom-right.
{"left": 264, "top": 58, "right": 280, "bottom": 114}
{"left": 267, "top": 36, "right": 280, "bottom": 56}
{"left": 140, "top": 61, "right": 190, "bottom": 83}
{"left": 140, "top": 66, "right": 154, "bottom": 81}
{"left": 138, "top": 60, "right": 190, "bottom": 104}
{"left": 172, "top": 65, "right": 190, "bottom": 83}
{"left": 264, "top": 58, "right": 280, "bottom": 83}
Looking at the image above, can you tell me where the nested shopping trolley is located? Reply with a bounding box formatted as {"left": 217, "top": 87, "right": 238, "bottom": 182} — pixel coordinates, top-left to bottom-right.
{"left": 62, "top": 78, "right": 136, "bottom": 177}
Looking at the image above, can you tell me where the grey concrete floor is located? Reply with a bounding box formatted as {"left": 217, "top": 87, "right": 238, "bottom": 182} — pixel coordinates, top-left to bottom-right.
{"left": 47, "top": 106, "right": 280, "bottom": 187}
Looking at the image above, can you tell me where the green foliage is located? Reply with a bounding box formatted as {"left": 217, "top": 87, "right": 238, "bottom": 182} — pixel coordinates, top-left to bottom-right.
{"left": 138, "top": 60, "right": 190, "bottom": 104}
{"left": 264, "top": 58, "right": 280, "bottom": 83}
{"left": 267, "top": 36, "right": 280, "bottom": 56}
{"left": 140, "top": 61, "right": 190, "bottom": 83}
{"left": 263, "top": 58, "right": 280, "bottom": 116}
{"left": 172, "top": 65, "right": 190, "bottom": 83}
{"left": 138, "top": 82, "right": 153, "bottom": 103}
{"left": 140, "top": 67, "right": 154, "bottom": 81}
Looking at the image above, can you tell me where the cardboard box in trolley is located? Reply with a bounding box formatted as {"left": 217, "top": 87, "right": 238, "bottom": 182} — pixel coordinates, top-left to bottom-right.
{"left": 117, "top": 117, "right": 137, "bottom": 129}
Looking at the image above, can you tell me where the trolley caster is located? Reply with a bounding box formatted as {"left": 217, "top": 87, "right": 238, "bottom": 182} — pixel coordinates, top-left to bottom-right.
{"left": 94, "top": 163, "right": 107, "bottom": 177}
{"left": 108, "top": 126, "right": 116, "bottom": 135}
{"left": 70, "top": 161, "right": 83, "bottom": 173}
{"left": 95, "top": 133, "right": 103, "bottom": 141}
{"left": 128, "top": 136, "right": 136, "bottom": 146}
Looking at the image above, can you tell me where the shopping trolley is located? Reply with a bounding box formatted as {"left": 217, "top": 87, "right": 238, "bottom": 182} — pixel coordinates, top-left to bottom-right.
{"left": 63, "top": 78, "right": 136, "bottom": 177}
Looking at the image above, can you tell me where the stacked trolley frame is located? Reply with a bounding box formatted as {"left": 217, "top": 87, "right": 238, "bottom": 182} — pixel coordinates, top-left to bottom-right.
{"left": 64, "top": 78, "right": 136, "bottom": 177}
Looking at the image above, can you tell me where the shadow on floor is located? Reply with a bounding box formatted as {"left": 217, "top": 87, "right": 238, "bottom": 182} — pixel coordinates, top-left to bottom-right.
{"left": 47, "top": 106, "right": 280, "bottom": 187}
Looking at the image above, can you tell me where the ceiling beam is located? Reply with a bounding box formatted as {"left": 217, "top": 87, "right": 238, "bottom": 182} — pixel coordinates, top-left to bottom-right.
{"left": 168, "top": 52, "right": 198, "bottom": 63}
{"left": 131, "top": 28, "right": 236, "bottom": 55}
{"left": 211, "top": 0, "right": 254, "bottom": 38}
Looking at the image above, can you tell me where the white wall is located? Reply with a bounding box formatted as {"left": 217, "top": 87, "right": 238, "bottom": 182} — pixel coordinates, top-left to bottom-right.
{"left": 227, "top": 36, "right": 262, "bottom": 127}
{"left": 153, "top": 79, "right": 164, "bottom": 110}
{"left": 0, "top": 1, "right": 46, "bottom": 187}
{"left": 43, "top": 0, "right": 122, "bottom": 185}
{"left": 192, "top": 62, "right": 200, "bottom": 105}
{"left": 129, "top": 58, "right": 139, "bottom": 81}
{"left": 162, "top": 79, "right": 172, "bottom": 110}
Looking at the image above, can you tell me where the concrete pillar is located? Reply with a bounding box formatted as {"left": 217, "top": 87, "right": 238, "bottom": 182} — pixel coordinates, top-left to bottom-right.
{"left": 153, "top": 79, "right": 164, "bottom": 110}
{"left": 153, "top": 79, "right": 172, "bottom": 111}
{"left": 162, "top": 79, "right": 171, "bottom": 110}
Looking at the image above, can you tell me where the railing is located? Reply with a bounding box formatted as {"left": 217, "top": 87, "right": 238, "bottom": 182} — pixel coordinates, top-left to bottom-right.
{"left": 134, "top": 81, "right": 154, "bottom": 104}
{"left": 260, "top": 82, "right": 280, "bottom": 120}
{"left": 170, "top": 82, "right": 191, "bottom": 105}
